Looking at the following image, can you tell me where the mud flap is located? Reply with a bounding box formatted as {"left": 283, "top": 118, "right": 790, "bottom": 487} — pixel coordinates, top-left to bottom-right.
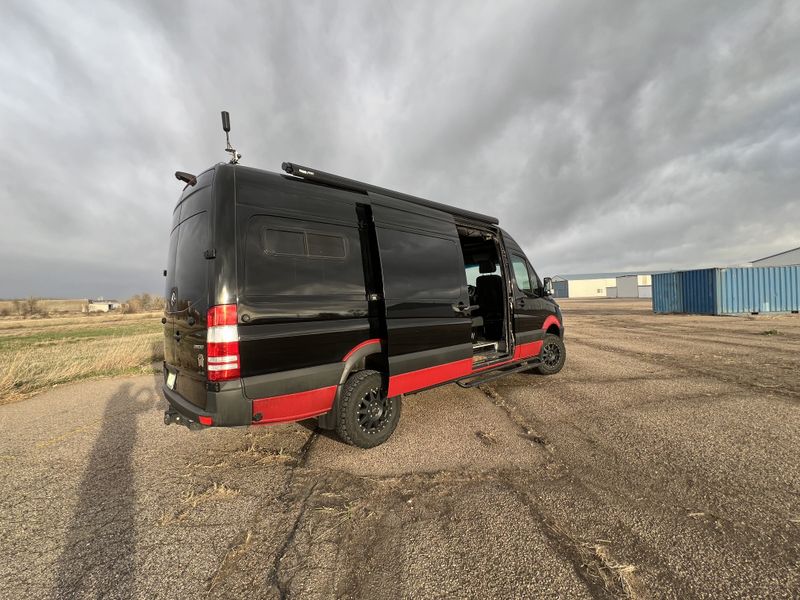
{"left": 316, "top": 385, "right": 342, "bottom": 430}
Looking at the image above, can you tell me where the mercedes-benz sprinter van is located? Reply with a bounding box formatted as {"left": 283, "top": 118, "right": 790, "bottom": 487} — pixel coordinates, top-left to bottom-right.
{"left": 162, "top": 161, "right": 565, "bottom": 447}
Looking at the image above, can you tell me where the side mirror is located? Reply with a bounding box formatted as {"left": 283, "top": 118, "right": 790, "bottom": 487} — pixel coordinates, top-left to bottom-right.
{"left": 543, "top": 277, "right": 554, "bottom": 296}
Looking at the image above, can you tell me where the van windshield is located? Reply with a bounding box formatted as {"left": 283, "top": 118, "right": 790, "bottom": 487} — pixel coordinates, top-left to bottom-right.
{"left": 165, "top": 185, "right": 211, "bottom": 315}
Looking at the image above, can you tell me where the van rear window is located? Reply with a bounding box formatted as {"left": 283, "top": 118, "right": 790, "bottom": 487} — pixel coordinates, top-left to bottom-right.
{"left": 173, "top": 211, "right": 209, "bottom": 309}
{"left": 165, "top": 181, "right": 212, "bottom": 314}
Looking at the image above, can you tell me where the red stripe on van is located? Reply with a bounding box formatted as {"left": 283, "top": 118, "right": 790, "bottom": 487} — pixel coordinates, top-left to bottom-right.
{"left": 387, "top": 342, "right": 542, "bottom": 395}
{"left": 542, "top": 315, "right": 562, "bottom": 332}
{"left": 252, "top": 386, "right": 337, "bottom": 424}
{"left": 513, "top": 340, "right": 543, "bottom": 360}
{"left": 387, "top": 358, "right": 473, "bottom": 397}
{"left": 342, "top": 338, "right": 381, "bottom": 362}
{"left": 358, "top": 317, "right": 560, "bottom": 399}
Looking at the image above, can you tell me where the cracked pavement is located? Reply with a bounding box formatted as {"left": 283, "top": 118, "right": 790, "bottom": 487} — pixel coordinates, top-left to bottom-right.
{"left": 0, "top": 299, "right": 798, "bottom": 599}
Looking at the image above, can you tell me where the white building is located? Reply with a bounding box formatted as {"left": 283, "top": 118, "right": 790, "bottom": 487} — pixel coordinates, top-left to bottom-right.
{"left": 751, "top": 246, "right": 800, "bottom": 267}
{"left": 616, "top": 274, "right": 652, "bottom": 298}
{"left": 552, "top": 275, "right": 618, "bottom": 298}
{"left": 553, "top": 273, "right": 651, "bottom": 298}
{"left": 84, "top": 298, "right": 122, "bottom": 313}
{"left": 552, "top": 273, "right": 652, "bottom": 299}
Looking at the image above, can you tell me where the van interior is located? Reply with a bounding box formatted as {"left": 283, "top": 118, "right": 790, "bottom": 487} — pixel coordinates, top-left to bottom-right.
{"left": 457, "top": 226, "right": 509, "bottom": 366}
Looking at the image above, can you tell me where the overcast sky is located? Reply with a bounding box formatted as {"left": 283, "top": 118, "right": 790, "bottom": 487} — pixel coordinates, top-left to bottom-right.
{"left": 1, "top": 0, "right": 798, "bottom": 299}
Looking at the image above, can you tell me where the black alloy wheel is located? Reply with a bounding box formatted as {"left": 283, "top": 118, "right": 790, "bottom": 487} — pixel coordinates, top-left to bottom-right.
{"left": 357, "top": 387, "right": 393, "bottom": 435}
{"left": 541, "top": 341, "right": 561, "bottom": 368}
{"left": 535, "top": 333, "right": 566, "bottom": 375}
{"left": 336, "top": 370, "right": 402, "bottom": 448}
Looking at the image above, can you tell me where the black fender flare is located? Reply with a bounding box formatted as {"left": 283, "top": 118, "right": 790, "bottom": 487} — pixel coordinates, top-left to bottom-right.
{"left": 318, "top": 339, "right": 383, "bottom": 429}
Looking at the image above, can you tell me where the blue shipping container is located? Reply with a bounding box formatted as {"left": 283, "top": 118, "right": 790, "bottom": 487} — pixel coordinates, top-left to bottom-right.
{"left": 718, "top": 266, "right": 800, "bottom": 314}
{"left": 682, "top": 268, "right": 717, "bottom": 315}
{"left": 653, "top": 266, "right": 800, "bottom": 315}
{"left": 652, "top": 272, "right": 682, "bottom": 313}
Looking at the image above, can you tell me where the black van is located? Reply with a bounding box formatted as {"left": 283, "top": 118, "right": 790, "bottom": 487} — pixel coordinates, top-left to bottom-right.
{"left": 163, "top": 161, "right": 565, "bottom": 447}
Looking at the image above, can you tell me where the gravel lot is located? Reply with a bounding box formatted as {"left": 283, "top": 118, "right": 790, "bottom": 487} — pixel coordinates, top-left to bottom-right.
{"left": 1, "top": 299, "right": 798, "bottom": 599}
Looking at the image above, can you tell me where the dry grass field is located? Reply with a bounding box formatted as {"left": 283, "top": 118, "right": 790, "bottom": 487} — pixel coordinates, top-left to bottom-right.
{"left": 0, "top": 298, "right": 88, "bottom": 315}
{"left": 0, "top": 311, "right": 163, "bottom": 404}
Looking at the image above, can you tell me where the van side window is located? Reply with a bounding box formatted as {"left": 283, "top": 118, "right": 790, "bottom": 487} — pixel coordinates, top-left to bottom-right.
{"left": 379, "top": 229, "right": 461, "bottom": 300}
{"left": 246, "top": 216, "right": 364, "bottom": 297}
{"left": 265, "top": 229, "right": 305, "bottom": 256}
{"left": 528, "top": 264, "right": 543, "bottom": 296}
{"left": 306, "top": 232, "right": 346, "bottom": 258}
{"left": 511, "top": 255, "right": 533, "bottom": 295}
{"left": 263, "top": 229, "right": 346, "bottom": 259}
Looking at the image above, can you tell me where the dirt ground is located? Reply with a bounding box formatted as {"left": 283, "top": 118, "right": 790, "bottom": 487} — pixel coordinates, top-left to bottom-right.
{"left": 0, "top": 299, "right": 798, "bottom": 599}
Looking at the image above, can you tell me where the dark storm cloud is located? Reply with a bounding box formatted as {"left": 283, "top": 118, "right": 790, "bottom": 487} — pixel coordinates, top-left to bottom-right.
{"left": 1, "top": 0, "right": 798, "bottom": 298}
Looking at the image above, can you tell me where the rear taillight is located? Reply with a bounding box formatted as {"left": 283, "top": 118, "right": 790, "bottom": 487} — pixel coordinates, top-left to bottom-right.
{"left": 207, "top": 304, "right": 240, "bottom": 381}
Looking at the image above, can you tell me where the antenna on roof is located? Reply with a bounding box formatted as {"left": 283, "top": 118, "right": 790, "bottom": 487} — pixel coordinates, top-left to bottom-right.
{"left": 221, "top": 111, "right": 241, "bottom": 164}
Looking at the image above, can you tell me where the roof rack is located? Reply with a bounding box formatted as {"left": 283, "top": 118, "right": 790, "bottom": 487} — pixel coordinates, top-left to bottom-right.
{"left": 281, "top": 162, "right": 499, "bottom": 225}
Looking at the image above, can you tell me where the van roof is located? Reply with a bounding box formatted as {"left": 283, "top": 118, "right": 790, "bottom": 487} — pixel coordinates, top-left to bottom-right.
{"left": 216, "top": 162, "right": 499, "bottom": 226}
{"left": 280, "top": 162, "right": 499, "bottom": 225}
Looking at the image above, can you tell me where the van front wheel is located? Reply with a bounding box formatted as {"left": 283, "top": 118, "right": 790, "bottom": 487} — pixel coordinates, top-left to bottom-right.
{"left": 336, "top": 370, "right": 401, "bottom": 448}
{"left": 535, "top": 334, "right": 566, "bottom": 375}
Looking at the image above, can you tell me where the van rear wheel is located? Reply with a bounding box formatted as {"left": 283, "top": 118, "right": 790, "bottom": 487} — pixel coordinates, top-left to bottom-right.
{"left": 535, "top": 334, "right": 566, "bottom": 375}
{"left": 336, "top": 370, "right": 401, "bottom": 448}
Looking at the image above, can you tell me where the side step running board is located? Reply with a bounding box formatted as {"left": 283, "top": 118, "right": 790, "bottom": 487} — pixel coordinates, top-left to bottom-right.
{"left": 456, "top": 359, "right": 540, "bottom": 388}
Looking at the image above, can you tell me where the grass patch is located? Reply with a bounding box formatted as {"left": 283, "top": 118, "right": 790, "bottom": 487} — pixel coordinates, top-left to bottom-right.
{"left": 760, "top": 329, "right": 780, "bottom": 336}
{"left": 160, "top": 483, "right": 240, "bottom": 526}
{"left": 547, "top": 521, "right": 645, "bottom": 599}
{"left": 0, "top": 312, "right": 163, "bottom": 404}
{"left": 0, "top": 321, "right": 160, "bottom": 351}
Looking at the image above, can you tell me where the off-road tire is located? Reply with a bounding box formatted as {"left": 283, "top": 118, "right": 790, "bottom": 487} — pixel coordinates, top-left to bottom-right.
{"left": 335, "top": 370, "right": 401, "bottom": 448}
{"left": 535, "top": 334, "right": 566, "bottom": 375}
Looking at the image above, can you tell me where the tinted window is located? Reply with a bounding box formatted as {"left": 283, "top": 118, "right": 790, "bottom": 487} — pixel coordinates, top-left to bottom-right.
{"left": 511, "top": 255, "right": 533, "bottom": 294}
{"left": 245, "top": 216, "right": 363, "bottom": 297}
{"left": 165, "top": 226, "right": 179, "bottom": 297}
{"left": 379, "top": 229, "right": 461, "bottom": 300}
{"left": 165, "top": 180, "right": 214, "bottom": 313}
{"left": 529, "top": 264, "right": 543, "bottom": 295}
{"left": 265, "top": 229, "right": 305, "bottom": 256}
{"left": 165, "top": 209, "right": 209, "bottom": 312}
{"left": 263, "top": 229, "right": 347, "bottom": 259}
{"left": 307, "top": 232, "right": 346, "bottom": 258}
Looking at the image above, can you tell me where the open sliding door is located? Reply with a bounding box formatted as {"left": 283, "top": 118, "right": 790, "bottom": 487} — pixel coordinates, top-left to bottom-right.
{"left": 369, "top": 194, "right": 472, "bottom": 396}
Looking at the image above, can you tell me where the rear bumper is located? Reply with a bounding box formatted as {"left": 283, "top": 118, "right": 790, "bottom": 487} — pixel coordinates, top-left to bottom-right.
{"left": 162, "top": 383, "right": 214, "bottom": 424}
{"left": 161, "top": 367, "right": 252, "bottom": 427}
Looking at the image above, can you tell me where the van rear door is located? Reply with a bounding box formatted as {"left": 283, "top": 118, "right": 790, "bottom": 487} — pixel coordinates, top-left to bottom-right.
{"left": 164, "top": 172, "right": 214, "bottom": 409}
